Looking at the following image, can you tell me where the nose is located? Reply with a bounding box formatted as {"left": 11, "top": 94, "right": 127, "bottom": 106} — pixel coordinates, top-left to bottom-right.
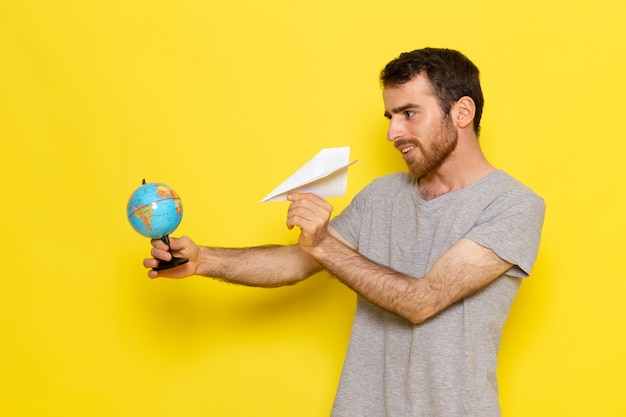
{"left": 387, "top": 117, "right": 404, "bottom": 142}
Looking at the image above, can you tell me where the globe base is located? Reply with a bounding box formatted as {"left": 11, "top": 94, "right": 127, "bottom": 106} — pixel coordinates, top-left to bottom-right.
{"left": 153, "top": 256, "right": 189, "bottom": 271}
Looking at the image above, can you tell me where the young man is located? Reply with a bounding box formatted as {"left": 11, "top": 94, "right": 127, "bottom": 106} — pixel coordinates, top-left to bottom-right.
{"left": 144, "top": 48, "right": 545, "bottom": 416}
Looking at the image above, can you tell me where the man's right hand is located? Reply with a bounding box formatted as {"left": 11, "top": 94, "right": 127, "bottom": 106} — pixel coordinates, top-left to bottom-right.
{"left": 143, "top": 235, "right": 200, "bottom": 279}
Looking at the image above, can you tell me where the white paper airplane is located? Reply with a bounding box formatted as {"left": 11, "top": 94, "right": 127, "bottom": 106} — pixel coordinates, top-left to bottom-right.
{"left": 261, "top": 146, "right": 358, "bottom": 203}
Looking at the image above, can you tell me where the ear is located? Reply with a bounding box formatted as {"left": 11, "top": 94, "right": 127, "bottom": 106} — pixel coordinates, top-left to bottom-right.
{"left": 452, "top": 96, "right": 475, "bottom": 129}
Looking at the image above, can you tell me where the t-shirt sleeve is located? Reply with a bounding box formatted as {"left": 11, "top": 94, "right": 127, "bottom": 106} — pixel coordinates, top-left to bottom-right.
{"left": 330, "top": 182, "right": 372, "bottom": 249}
{"left": 465, "top": 189, "right": 546, "bottom": 277}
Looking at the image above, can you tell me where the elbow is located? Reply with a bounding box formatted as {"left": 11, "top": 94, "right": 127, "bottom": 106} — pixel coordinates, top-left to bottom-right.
{"left": 406, "top": 313, "right": 428, "bottom": 325}
{"left": 407, "top": 316, "right": 424, "bottom": 325}
{"left": 404, "top": 306, "right": 437, "bottom": 325}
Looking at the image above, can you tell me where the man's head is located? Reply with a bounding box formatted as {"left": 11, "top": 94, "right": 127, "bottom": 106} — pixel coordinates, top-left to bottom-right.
{"left": 380, "top": 48, "right": 484, "bottom": 136}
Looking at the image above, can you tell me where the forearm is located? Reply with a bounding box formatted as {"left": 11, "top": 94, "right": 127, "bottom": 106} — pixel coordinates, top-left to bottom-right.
{"left": 307, "top": 236, "right": 512, "bottom": 324}
{"left": 196, "top": 244, "right": 323, "bottom": 287}
{"left": 308, "top": 237, "right": 432, "bottom": 323}
{"left": 284, "top": 193, "right": 511, "bottom": 322}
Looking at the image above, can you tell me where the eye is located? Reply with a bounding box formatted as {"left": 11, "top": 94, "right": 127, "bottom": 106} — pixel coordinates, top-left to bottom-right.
{"left": 404, "top": 111, "right": 415, "bottom": 118}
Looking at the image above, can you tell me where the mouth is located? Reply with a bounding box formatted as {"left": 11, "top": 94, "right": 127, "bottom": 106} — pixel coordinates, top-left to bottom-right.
{"left": 395, "top": 141, "right": 418, "bottom": 159}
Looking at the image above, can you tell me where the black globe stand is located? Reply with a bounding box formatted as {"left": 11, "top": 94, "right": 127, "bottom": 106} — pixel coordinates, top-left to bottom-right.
{"left": 153, "top": 235, "right": 189, "bottom": 271}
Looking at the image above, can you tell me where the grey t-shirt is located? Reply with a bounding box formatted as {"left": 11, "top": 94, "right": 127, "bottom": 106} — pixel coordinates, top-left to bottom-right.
{"left": 329, "top": 170, "right": 545, "bottom": 417}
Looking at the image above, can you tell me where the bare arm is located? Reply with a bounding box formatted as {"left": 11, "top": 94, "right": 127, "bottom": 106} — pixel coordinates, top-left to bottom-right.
{"left": 311, "top": 234, "right": 511, "bottom": 323}
{"left": 144, "top": 236, "right": 323, "bottom": 287}
{"left": 196, "top": 244, "right": 323, "bottom": 287}
{"left": 287, "top": 193, "right": 513, "bottom": 324}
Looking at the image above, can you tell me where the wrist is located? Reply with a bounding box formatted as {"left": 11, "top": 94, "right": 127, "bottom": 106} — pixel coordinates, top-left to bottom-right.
{"left": 304, "top": 233, "right": 341, "bottom": 264}
{"left": 194, "top": 246, "right": 213, "bottom": 276}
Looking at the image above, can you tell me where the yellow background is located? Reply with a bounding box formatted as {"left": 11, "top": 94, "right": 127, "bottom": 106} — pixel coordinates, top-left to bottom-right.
{"left": 1, "top": 0, "right": 625, "bottom": 416}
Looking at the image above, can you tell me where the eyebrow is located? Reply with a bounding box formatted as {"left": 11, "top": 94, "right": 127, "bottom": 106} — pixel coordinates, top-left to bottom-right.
{"left": 383, "top": 103, "right": 421, "bottom": 119}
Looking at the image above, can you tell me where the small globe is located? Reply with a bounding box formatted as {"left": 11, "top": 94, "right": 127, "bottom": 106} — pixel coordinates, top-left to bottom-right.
{"left": 127, "top": 181, "right": 183, "bottom": 239}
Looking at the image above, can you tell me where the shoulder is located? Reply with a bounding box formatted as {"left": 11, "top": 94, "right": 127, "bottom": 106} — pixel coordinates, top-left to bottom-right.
{"left": 472, "top": 170, "right": 546, "bottom": 229}
{"left": 479, "top": 170, "right": 545, "bottom": 207}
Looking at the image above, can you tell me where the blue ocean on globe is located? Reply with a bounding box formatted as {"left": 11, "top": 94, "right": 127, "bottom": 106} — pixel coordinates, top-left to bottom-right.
{"left": 127, "top": 182, "right": 183, "bottom": 239}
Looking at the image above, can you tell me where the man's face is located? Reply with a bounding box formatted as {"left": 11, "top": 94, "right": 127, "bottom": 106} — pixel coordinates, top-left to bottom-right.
{"left": 383, "top": 74, "right": 458, "bottom": 179}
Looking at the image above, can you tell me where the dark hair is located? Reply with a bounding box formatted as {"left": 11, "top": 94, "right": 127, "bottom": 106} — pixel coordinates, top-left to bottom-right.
{"left": 380, "top": 48, "right": 484, "bottom": 135}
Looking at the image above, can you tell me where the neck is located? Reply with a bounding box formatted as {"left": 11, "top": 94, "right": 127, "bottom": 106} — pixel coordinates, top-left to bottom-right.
{"left": 417, "top": 137, "right": 495, "bottom": 200}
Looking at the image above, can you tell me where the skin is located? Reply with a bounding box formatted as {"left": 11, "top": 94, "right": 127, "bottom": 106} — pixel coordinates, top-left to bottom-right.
{"left": 144, "top": 73, "right": 513, "bottom": 324}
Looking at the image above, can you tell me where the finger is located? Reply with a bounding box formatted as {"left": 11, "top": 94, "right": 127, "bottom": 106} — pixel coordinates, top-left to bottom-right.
{"left": 287, "top": 192, "right": 323, "bottom": 205}
{"left": 163, "top": 236, "right": 193, "bottom": 256}
{"left": 143, "top": 258, "right": 160, "bottom": 279}
{"left": 143, "top": 257, "right": 159, "bottom": 269}
{"left": 288, "top": 194, "right": 329, "bottom": 213}
{"left": 288, "top": 202, "right": 330, "bottom": 226}
{"left": 288, "top": 192, "right": 329, "bottom": 207}
{"left": 287, "top": 207, "right": 328, "bottom": 234}
{"left": 294, "top": 196, "right": 333, "bottom": 219}
{"left": 151, "top": 238, "right": 169, "bottom": 250}
{"left": 150, "top": 262, "right": 196, "bottom": 279}
{"left": 167, "top": 235, "right": 189, "bottom": 251}
{"left": 286, "top": 203, "right": 317, "bottom": 229}
{"left": 286, "top": 212, "right": 316, "bottom": 230}
{"left": 286, "top": 192, "right": 300, "bottom": 202}
{"left": 151, "top": 246, "right": 172, "bottom": 261}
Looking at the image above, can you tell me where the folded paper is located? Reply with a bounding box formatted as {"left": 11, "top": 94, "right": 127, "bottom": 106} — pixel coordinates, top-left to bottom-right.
{"left": 261, "top": 146, "right": 357, "bottom": 203}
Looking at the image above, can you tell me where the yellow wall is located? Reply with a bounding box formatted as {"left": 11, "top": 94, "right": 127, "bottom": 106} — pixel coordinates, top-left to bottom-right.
{"left": 1, "top": 0, "right": 625, "bottom": 416}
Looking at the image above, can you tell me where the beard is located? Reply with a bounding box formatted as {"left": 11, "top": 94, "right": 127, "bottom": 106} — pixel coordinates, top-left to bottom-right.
{"left": 405, "top": 115, "right": 458, "bottom": 179}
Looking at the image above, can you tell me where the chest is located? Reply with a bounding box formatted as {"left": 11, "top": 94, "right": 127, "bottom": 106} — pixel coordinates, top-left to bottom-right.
{"left": 359, "top": 194, "right": 480, "bottom": 277}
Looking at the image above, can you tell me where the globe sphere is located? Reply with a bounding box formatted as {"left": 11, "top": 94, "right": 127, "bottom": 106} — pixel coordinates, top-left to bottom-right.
{"left": 127, "top": 182, "right": 183, "bottom": 239}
